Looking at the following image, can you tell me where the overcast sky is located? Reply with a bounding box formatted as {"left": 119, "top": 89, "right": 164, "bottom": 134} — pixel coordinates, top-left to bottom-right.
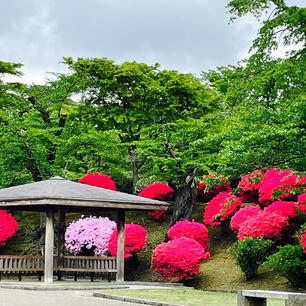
{"left": 0, "top": 0, "right": 294, "bottom": 84}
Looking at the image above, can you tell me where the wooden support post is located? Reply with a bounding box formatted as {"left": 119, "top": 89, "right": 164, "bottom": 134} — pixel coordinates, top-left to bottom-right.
{"left": 116, "top": 209, "right": 125, "bottom": 282}
{"left": 57, "top": 208, "right": 66, "bottom": 280}
{"left": 44, "top": 209, "right": 54, "bottom": 283}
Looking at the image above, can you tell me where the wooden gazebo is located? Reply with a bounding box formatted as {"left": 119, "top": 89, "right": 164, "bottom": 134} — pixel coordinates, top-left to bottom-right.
{"left": 0, "top": 177, "right": 170, "bottom": 283}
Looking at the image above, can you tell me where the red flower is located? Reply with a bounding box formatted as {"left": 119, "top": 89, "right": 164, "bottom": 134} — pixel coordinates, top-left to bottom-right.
{"left": 264, "top": 201, "right": 296, "bottom": 220}
{"left": 151, "top": 238, "right": 210, "bottom": 281}
{"left": 0, "top": 210, "right": 18, "bottom": 246}
{"left": 204, "top": 192, "right": 241, "bottom": 227}
{"left": 297, "top": 194, "right": 306, "bottom": 213}
{"left": 168, "top": 220, "right": 209, "bottom": 251}
{"left": 139, "top": 183, "right": 174, "bottom": 220}
{"left": 108, "top": 224, "right": 147, "bottom": 258}
{"left": 258, "top": 169, "right": 300, "bottom": 204}
{"left": 237, "top": 210, "right": 288, "bottom": 240}
{"left": 198, "top": 174, "right": 231, "bottom": 202}
{"left": 79, "top": 172, "right": 117, "bottom": 190}
{"left": 230, "top": 205, "right": 261, "bottom": 233}
{"left": 238, "top": 170, "right": 264, "bottom": 203}
{"left": 302, "top": 228, "right": 306, "bottom": 254}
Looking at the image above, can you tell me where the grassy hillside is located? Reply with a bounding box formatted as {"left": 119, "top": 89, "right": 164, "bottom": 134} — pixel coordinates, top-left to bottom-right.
{"left": 1, "top": 204, "right": 305, "bottom": 293}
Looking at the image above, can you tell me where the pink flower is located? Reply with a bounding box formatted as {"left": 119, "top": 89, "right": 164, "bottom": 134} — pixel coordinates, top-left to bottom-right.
{"left": 65, "top": 216, "right": 116, "bottom": 256}
{"left": 264, "top": 201, "right": 296, "bottom": 220}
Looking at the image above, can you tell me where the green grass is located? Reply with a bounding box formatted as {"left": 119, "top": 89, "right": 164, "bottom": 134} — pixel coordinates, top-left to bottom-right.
{"left": 100, "top": 289, "right": 285, "bottom": 306}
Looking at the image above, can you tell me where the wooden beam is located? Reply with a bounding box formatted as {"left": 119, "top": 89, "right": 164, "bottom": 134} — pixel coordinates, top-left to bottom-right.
{"left": 116, "top": 209, "right": 125, "bottom": 282}
{"left": 57, "top": 208, "right": 66, "bottom": 279}
{"left": 44, "top": 209, "right": 54, "bottom": 283}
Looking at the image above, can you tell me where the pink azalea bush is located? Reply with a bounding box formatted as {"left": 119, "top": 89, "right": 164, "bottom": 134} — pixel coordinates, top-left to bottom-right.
{"left": 0, "top": 210, "right": 18, "bottom": 246}
{"left": 151, "top": 238, "right": 210, "bottom": 281}
{"left": 297, "top": 194, "right": 306, "bottom": 213}
{"left": 230, "top": 205, "right": 262, "bottom": 233}
{"left": 204, "top": 192, "right": 242, "bottom": 228}
{"left": 138, "top": 183, "right": 174, "bottom": 220}
{"left": 167, "top": 220, "right": 209, "bottom": 251}
{"left": 108, "top": 224, "right": 147, "bottom": 258}
{"left": 65, "top": 216, "right": 116, "bottom": 256}
{"left": 237, "top": 210, "right": 288, "bottom": 240}
{"left": 79, "top": 172, "right": 117, "bottom": 190}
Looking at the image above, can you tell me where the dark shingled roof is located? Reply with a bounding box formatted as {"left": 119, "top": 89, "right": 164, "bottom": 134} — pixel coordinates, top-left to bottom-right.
{"left": 0, "top": 177, "right": 170, "bottom": 211}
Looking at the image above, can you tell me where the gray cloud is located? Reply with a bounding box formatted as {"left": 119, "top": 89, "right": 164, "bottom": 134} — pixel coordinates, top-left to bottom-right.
{"left": 0, "top": 0, "right": 259, "bottom": 84}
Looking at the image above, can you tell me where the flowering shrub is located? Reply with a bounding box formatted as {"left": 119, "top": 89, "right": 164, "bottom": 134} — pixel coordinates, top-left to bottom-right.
{"left": 79, "top": 172, "right": 117, "bottom": 190}
{"left": 237, "top": 170, "right": 264, "bottom": 203}
{"left": 302, "top": 228, "right": 306, "bottom": 254}
{"left": 108, "top": 224, "right": 147, "bottom": 258}
{"left": 258, "top": 169, "right": 301, "bottom": 204}
{"left": 230, "top": 205, "right": 262, "bottom": 233}
{"left": 204, "top": 192, "right": 241, "bottom": 228}
{"left": 151, "top": 238, "right": 210, "bottom": 281}
{"left": 237, "top": 210, "right": 288, "bottom": 240}
{"left": 138, "top": 183, "right": 174, "bottom": 220}
{"left": 198, "top": 174, "right": 231, "bottom": 202}
{"left": 297, "top": 194, "right": 306, "bottom": 213}
{"left": 0, "top": 210, "right": 18, "bottom": 246}
{"left": 167, "top": 220, "right": 209, "bottom": 251}
{"left": 264, "top": 201, "right": 296, "bottom": 220}
{"left": 65, "top": 216, "right": 116, "bottom": 256}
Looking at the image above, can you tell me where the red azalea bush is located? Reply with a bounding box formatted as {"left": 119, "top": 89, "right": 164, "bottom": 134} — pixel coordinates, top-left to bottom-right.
{"left": 138, "top": 182, "right": 174, "bottom": 220}
{"left": 302, "top": 228, "right": 306, "bottom": 254}
{"left": 204, "top": 192, "right": 242, "bottom": 228}
{"left": 151, "top": 238, "right": 210, "bottom": 281}
{"left": 167, "top": 220, "right": 209, "bottom": 251}
{"left": 264, "top": 201, "right": 296, "bottom": 220}
{"left": 198, "top": 174, "right": 231, "bottom": 202}
{"left": 297, "top": 194, "right": 306, "bottom": 213}
{"left": 108, "top": 224, "right": 147, "bottom": 258}
{"left": 230, "top": 205, "right": 261, "bottom": 233}
{"left": 79, "top": 172, "right": 117, "bottom": 190}
{"left": 237, "top": 210, "right": 288, "bottom": 240}
{"left": 237, "top": 170, "right": 264, "bottom": 203}
{"left": 258, "top": 169, "right": 301, "bottom": 204}
{"left": 0, "top": 210, "right": 18, "bottom": 246}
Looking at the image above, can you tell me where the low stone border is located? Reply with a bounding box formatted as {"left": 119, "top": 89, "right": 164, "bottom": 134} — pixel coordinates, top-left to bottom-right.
{"left": 93, "top": 292, "right": 184, "bottom": 306}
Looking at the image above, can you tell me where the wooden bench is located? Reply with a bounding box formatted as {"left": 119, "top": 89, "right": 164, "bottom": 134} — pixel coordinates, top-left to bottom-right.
{"left": 238, "top": 290, "right": 306, "bottom": 306}
{"left": 0, "top": 255, "right": 44, "bottom": 281}
{"left": 0, "top": 255, "right": 117, "bottom": 282}
{"left": 56, "top": 255, "right": 117, "bottom": 282}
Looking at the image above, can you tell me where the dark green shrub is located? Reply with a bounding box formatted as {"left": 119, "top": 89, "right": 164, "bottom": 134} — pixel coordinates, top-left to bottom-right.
{"left": 228, "top": 237, "right": 273, "bottom": 280}
{"left": 264, "top": 244, "right": 306, "bottom": 288}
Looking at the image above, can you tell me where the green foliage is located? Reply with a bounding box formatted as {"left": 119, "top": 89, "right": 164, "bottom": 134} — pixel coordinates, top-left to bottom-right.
{"left": 264, "top": 244, "right": 306, "bottom": 288}
{"left": 229, "top": 237, "right": 273, "bottom": 280}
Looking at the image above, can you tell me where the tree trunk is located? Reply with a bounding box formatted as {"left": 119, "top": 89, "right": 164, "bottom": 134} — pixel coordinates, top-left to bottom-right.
{"left": 170, "top": 182, "right": 195, "bottom": 226}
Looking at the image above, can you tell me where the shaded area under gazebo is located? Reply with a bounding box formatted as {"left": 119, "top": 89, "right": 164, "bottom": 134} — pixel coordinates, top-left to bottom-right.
{"left": 0, "top": 177, "right": 170, "bottom": 283}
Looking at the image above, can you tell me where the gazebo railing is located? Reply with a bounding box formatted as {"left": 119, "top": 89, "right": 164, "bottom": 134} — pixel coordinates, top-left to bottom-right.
{"left": 0, "top": 255, "right": 117, "bottom": 281}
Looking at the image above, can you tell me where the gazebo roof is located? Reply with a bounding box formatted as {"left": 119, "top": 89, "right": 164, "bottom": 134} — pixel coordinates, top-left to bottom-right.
{"left": 0, "top": 176, "right": 170, "bottom": 211}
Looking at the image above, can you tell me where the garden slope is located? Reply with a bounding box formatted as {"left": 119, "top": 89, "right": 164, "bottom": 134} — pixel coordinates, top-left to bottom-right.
{"left": 0, "top": 205, "right": 302, "bottom": 292}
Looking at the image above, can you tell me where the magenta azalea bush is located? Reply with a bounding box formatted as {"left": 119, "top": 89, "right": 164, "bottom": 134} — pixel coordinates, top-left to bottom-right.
{"left": 65, "top": 216, "right": 116, "bottom": 256}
